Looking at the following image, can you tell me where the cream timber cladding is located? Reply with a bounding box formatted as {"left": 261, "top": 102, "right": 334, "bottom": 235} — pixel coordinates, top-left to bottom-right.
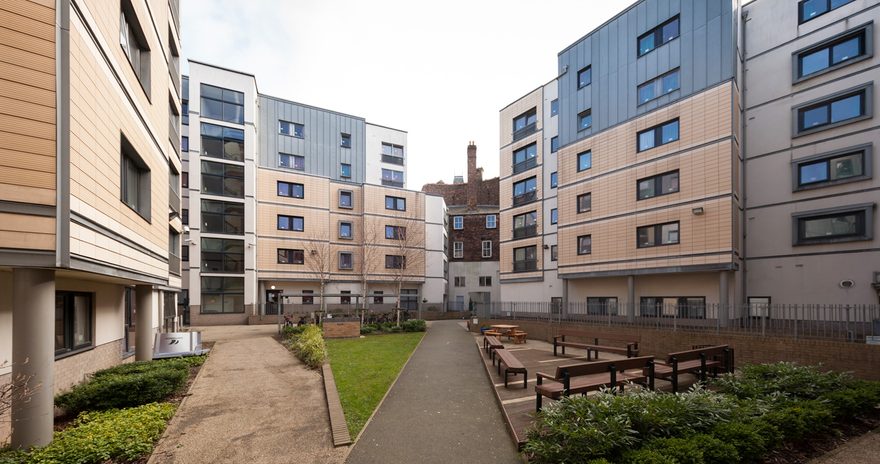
{"left": 0, "top": 0, "right": 56, "bottom": 251}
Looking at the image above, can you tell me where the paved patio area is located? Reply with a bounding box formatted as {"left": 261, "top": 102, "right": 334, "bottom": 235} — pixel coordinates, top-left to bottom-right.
{"left": 149, "top": 325, "right": 346, "bottom": 464}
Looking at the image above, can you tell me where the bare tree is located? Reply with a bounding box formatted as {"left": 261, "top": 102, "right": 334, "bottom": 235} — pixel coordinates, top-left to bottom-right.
{"left": 359, "top": 220, "right": 384, "bottom": 315}
{"left": 386, "top": 217, "right": 426, "bottom": 326}
{"left": 1, "top": 360, "right": 37, "bottom": 424}
{"left": 302, "top": 233, "right": 335, "bottom": 315}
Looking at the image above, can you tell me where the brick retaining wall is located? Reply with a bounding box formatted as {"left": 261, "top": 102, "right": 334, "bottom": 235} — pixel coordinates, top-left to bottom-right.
{"left": 476, "top": 319, "right": 880, "bottom": 381}
{"left": 323, "top": 321, "right": 360, "bottom": 338}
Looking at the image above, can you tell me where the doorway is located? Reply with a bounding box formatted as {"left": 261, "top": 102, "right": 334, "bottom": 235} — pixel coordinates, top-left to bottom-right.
{"left": 266, "top": 289, "right": 282, "bottom": 315}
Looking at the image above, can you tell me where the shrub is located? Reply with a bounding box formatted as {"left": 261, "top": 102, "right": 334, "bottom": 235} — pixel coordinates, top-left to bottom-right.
{"left": 823, "top": 380, "right": 880, "bottom": 418}
{"left": 710, "top": 421, "right": 770, "bottom": 462}
{"left": 0, "top": 450, "right": 29, "bottom": 464}
{"left": 619, "top": 449, "right": 677, "bottom": 464}
{"left": 763, "top": 399, "right": 835, "bottom": 441}
{"left": 56, "top": 362, "right": 188, "bottom": 415}
{"left": 401, "top": 319, "right": 426, "bottom": 332}
{"left": 713, "top": 362, "right": 848, "bottom": 402}
{"left": 29, "top": 403, "right": 175, "bottom": 464}
{"left": 282, "top": 324, "right": 308, "bottom": 339}
{"left": 359, "top": 325, "right": 375, "bottom": 335}
{"left": 290, "top": 324, "right": 325, "bottom": 369}
{"left": 642, "top": 437, "right": 705, "bottom": 464}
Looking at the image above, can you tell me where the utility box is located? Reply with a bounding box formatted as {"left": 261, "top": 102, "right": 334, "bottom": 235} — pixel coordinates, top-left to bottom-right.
{"left": 153, "top": 332, "right": 209, "bottom": 359}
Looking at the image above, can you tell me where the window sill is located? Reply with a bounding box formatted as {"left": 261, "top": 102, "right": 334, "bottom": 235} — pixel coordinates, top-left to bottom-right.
{"left": 637, "top": 90, "right": 680, "bottom": 107}
{"left": 794, "top": 113, "right": 872, "bottom": 138}
{"left": 122, "top": 200, "right": 151, "bottom": 224}
{"left": 339, "top": 236, "right": 353, "bottom": 240}
{"left": 122, "top": 350, "right": 136, "bottom": 360}
{"left": 793, "top": 54, "right": 872, "bottom": 85}
{"left": 338, "top": 205, "right": 353, "bottom": 210}
{"left": 637, "top": 242, "right": 680, "bottom": 249}
{"left": 55, "top": 344, "right": 95, "bottom": 361}
{"left": 794, "top": 174, "right": 872, "bottom": 192}
{"left": 793, "top": 235, "right": 871, "bottom": 246}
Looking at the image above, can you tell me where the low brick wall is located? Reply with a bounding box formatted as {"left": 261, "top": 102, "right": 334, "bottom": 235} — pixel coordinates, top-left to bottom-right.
{"left": 323, "top": 321, "right": 360, "bottom": 338}
{"left": 422, "top": 310, "right": 468, "bottom": 321}
{"left": 477, "top": 319, "right": 880, "bottom": 381}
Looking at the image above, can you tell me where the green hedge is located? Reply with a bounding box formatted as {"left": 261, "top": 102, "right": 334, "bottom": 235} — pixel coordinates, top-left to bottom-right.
{"left": 28, "top": 403, "right": 176, "bottom": 464}
{"left": 360, "top": 320, "right": 426, "bottom": 335}
{"left": 287, "top": 324, "right": 325, "bottom": 369}
{"left": 55, "top": 359, "right": 192, "bottom": 415}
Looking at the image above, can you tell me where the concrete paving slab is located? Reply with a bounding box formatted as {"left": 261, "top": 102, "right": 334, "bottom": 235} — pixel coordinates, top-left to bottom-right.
{"left": 149, "top": 325, "right": 346, "bottom": 464}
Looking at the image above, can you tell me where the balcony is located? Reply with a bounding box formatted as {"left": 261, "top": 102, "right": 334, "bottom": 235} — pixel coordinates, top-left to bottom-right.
{"left": 513, "top": 259, "right": 537, "bottom": 272}
{"left": 382, "top": 179, "right": 404, "bottom": 188}
{"left": 512, "top": 225, "right": 537, "bottom": 239}
{"left": 169, "top": 185, "right": 181, "bottom": 216}
{"left": 169, "top": 253, "right": 181, "bottom": 276}
{"left": 512, "top": 123, "right": 536, "bottom": 142}
{"left": 512, "top": 191, "right": 537, "bottom": 207}
{"left": 512, "top": 157, "right": 537, "bottom": 175}
{"left": 382, "top": 154, "right": 405, "bottom": 165}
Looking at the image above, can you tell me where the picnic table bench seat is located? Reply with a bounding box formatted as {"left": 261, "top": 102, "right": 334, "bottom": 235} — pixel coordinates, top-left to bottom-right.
{"left": 483, "top": 335, "right": 504, "bottom": 362}
{"left": 653, "top": 345, "right": 734, "bottom": 392}
{"left": 535, "top": 356, "right": 655, "bottom": 411}
{"left": 552, "top": 330, "right": 639, "bottom": 359}
{"left": 494, "top": 349, "right": 528, "bottom": 389}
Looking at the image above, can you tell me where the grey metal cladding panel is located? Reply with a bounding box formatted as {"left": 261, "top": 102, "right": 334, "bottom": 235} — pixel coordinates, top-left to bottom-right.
{"left": 693, "top": 22, "right": 709, "bottom": 92}
{"left": 707, "top": 16, "right": 723, "bottom": 85}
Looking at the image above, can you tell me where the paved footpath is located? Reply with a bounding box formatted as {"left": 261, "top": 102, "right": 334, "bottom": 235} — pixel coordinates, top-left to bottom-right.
{"left": 347, "top": 320, "right": 521, "bottom": 464}
{"left": 810, "top": 428, "right": 880, "bottom": 464}
{"left": 149, "top": 325, "right": 346, "bottom": 464}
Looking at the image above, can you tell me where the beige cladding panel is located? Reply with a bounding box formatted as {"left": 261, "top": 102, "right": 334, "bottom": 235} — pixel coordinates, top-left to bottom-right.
{"left": 257, "top": 169, "right": 331, "bottom": 208}
{"left": 0, "top": 0, "right": 57, "bottom": 215}
{"left": 499, "top": 203, "right": 543, "bottom": 243}
{"left": 499, "top": 131, "right": 542, "bottom": 179}
{"left": 499, "top": 87, "right": 542, "bottom": 147}
{"left": 0, "top": 212, "right": 54, "bottom": 250}
{"left": 256, "top": 204, "right": 334, "bottom": 241}
{"left": 363, "top": 185, "right": 425, "bottom": 220}
{"left": 499, "top": 236, "right": 543, "bottom": 277}
{"left": 557, "top": 83, "right": 733, "bottom": 189}
{"left": 500, "top": 169, "right": 544, "bottom": 212}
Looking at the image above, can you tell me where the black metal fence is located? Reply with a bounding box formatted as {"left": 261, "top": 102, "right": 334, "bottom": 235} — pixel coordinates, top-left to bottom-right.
{"left": 471, "top": 302, "right": 880, "bottom": 343}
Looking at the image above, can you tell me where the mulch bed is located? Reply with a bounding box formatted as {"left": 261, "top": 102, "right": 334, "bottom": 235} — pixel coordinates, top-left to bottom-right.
{"left": 762, "top": 407, "right": 880, "bottom": 463}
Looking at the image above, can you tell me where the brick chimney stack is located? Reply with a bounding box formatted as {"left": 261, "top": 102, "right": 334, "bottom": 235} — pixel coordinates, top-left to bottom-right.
{"left": 467, "top": 142, "right": 478, "bottom": 210}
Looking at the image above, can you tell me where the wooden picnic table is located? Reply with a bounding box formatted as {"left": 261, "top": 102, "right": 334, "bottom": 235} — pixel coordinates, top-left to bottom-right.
{"left": 490, "top": 324, "right": 519, "bottom": 335}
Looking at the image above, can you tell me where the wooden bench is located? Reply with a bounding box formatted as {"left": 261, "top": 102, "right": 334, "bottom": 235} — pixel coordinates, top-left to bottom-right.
{"left": 494, "top": 349, "right": 528, "bottom": 389}
{"left": 653, "top": 345, "right": 734, "bottom": 393}
{"left": 553, "top": 329, "right": 639, "bottom": 360}
{"left": 483, "top": 335, "right": 504, "bottom": 362}
{"left": 511, "top": 330, "right": 528, "bottom": 344}
{"left": 535, "top": 356, "right": 655, "bottom": 411}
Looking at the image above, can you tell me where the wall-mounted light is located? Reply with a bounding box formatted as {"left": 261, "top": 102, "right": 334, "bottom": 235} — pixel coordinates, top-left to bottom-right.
{"left": 543, "top": 244, "right": 550, "bottom": 249}
{"left": 692, "top": 207, "right": 704, "bottom": 216}
{"left": 270, "top": 285, "right": 276, "bottom": 290}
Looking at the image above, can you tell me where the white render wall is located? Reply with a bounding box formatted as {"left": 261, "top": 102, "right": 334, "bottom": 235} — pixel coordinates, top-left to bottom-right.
{"left": 424, "top": 195, "right": 448, "bottom": 305}
{"left": 449, "top": 261, "right": 501, "bottom": 310}
{"left": 365, "top": 123, "right": 408, "bottom": 188}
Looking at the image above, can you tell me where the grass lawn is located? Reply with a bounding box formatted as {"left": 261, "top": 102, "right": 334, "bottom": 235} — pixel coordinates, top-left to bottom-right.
{"left": 326, "top": 332, "right": 424, "bottom": 437}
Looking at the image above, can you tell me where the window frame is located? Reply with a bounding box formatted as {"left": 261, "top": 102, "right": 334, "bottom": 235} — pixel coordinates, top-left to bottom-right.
{"left": 637, "top": 170, "right": 680, "bottom": 200}
{"left": 577, "top": 192, "right": 592, "bottom": 213}
{"left": 385, "top": 255, "right": 406, "bottom": 269}
{"left": 201, "top": 199, "right": 245, "bottom": 235}
{"left": 485, "top": 214, "right": 497, "bottom": 229}
{"left": 277, "top": 248, "right": 305, "bottom": 265}
{"left": 120, "top": 136, "right": 151, "bottom": 222}
{"left": 550, "top": 245, "right": 558, "bottom": 262}
{"left": 550, "top": 208, "right": 558, "bottom": 225}
{"left": 339, "top": 190, "right": 353, "bottom": 209}
{"left": 792, "top": 24, "right": 872, "bottom": 83}
{"left": 279, "top": 120, "right": 304, "bottom": 138}
{"left": 550, "top": 172, "right": 558, "bottom": 189}
{"left": 577, "top": 234, "right": 592, "bottom": 255}
{"left": 385, "top": 225, "right": 406, "bottom": 240}
{"left": 792, "top": 83, "right": 873, "bottom": 137}
{"left": 577, "top": 66, "right": 592, "bottom": 89}
{"left": 454, "top": 276, "right": 465, "bottom": 287}
{"left": 385, "top": 195, "right": 406, "bottom": 211}
{"left": 340, "top": 133, "right": 352, "bottom": 148}
{"left": 512, "top": 143, "right": 538, "bottom": 174}
{"left": 338, "top": 252, "right": 353, "bottom": 270}
{"left": 799, "top": 0, "right": 855, "bottom": 24}
{"left": 512, "top": 177, "right": 538, "bottom": 206}
{"left": 453, "top": 241, "right": 463, "bottom": 259}
{"left": 55, "top": 291, "right": 94, "bottom": 357}
{"left": 339, "top": 221, "right": 353, "bottom": 239}
{"left": 453, "top": 216, "right": 463, "bottom": 230}
{"left": 637, "top": 119, "right": 680, "bottom": 152}
{"left": 791, "top": 203, "right": 874, "bottom": 245}
{"left": 550, "top": 99, "right": 559, "bottom": 116}
{"left": 577, "top": 151, "right": 592, "bottom": 172}
{"left": 479, "top": 276, "right": 492, "bottom": 287}
{"left": 201, "top": 237, "right": 245, "bottom": 273}
{"left": 119, "top": 0, "right": 151, "bottom": 97}
{"left": 199, "top": 84, "right": 244, "bottom": 125}
{"left": 277, "top": 181, "right": 305, "bottom": 199}
{"left": 637, "top": 68, "right": 681, "bottom": 105}
{"left": 637, "top": 221, "right": 681, "bottom": 248}
{"left": 638, "top": 15, "right": 680, "bottom": 57}
{"left": 201, "top": 160, "right": 244, "bottom": 199}
{"left": 578, "top": 109, "right": 592, "bottom": 131}
{"left": 279, "top": 153, "right": 305, "bottom": 171}
{"left": 512, "top": 245, "right": 538, "bottom": 272}
{"left": 200, "top": 122, "right": 245, "bottom": 162}
{"left": 277, "top": 214, "right": 304, "bottom": 232}
{"left": 340, "top": 163, "right": 352, "bottom": 179}
{"left": 512, "top": 108, "right": 538, "bottom": 139}
{"left": 791, "top": 144, "right": 872, "bottom": 191}
{"left": 200, "top": 277, "right": 245, "bottom": 314}
{"left": 481, "top": 240, "right": 492, "bottom": 258}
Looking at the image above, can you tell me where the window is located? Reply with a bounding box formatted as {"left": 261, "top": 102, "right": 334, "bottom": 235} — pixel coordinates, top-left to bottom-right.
{"left": 169, "top": 229, "right": 180, "bottom": 274}
{"left": 587, "top": 297, "right": 619, "bottom": 316}
{"left": 340, "top": 163, "right": 351, "bottom": 178}
{"left": 373, "top": 291, "right": 384, "bottom": 304}
{"left": 279, "top": 153, "right": 304, "bottom": 171}
{"left": 794, "top": 146, "right": 870, "bottom": 189}
{"left": 513, "top": 211, "right": 538, "bottom": 239}
{"left": 200, "top": 84, "right": 243, "bottom": 124}
{"left": 381, "top": 169, "right": 405, "bottom": 187}
{"left": 513, "top": 245, "right": 537, "bottom": 272}
{"left": 577, "top": 151, "right": 592, "bottom": 172}
{"left": 279, "top": 120, "right": 304, "bottom": 138}
{"left": 512, "top": 143, "right": 538, "bottom": 173}
{"left": 638, "top": 16, "right": 680, "bottom": 57}
{"left": 202, "top": 160, "right": 244, "bottom": 198}
{"left": 182, "top": 244, "right": 189, "bottom": 262}
{"left": 381, "top": 143, "right": 405, "bottom": 164}
{"left": 550, "top": 208, "right": 558, "bottom": 225}
{"left": 277, "top": 181, "right": 304, "bottom": 199}
{"left": 119, "top": 1, "right": 150, "bottom": 93}
{"left": 550, "top": 172, "right": 558, "bottom": 188}
{"left": 637, "top": 221, "right": 680, "bottom": 248}
{"left": 277, "top": 248, "right": 305, "bottom": 265}
{"left": 385, "top": 255, "right": 405, "bottom": 269}
{"left": 182, "top": 99, "right": 189, "bottom": 125}
{"left": 638, "top": 119, "right": 679, "bottom": 152}
{"left": 454, "top": 276, "right": 465, "bottom": 287}
{"left": 55, "top": 292, "right": 93, "bottom": 355}
{"left": 577, "top": 235, "right": 592, "bottom": 255}
{"left": 201, "top": 123, "right": 244, "bottom": 162}
{"left": 577, "top": 66, "right": 592, "bottom": 89}
{"left": 793, "top": 204, "right": 873, "bottom": 245}
{"left": 201, "top": 238, "right": 244, "bottom": 272}
{"left": 551, "top": 137, "right": 559, "bottom": 153}
{"left": 181, "top": 136, "right": 189, "bottom": 152}
{"left": 202, "top": 199, "right": 244, "bottom": 234}
{"left": 795, "top": 28, "right": 869, "bottom": 80}
{"left": 453, "top": 241, "right": 463, "bottom": 258}
{"left": 340, "top": 291, "right": 352, "bottom": 304}
{"left": 182, "top": 171, "right": 188, "bottom": 189}
{"left": 486, "top": 214, "right": 497, "bottom": 229}
{"left": 386, "top": 225, "right": 406, "bottom": 240}
{"left": 638, "top": 69, "right": 681, "bottom": 105}
{"left": 339, "top": 252, "right": 353, "bottom": 270}
{"left": 453, "top": 216, "right": 463, "bottom": 230}
{"left": 339, "top": 221, "right": 352, "bottom": 239}
{"left": 577, "top": 193, "right": 592, "bottom": 213}
{"left": 637, "top": 170, "right": 680, "bottom": 200}
{"left": 121, "top": 138, "right": 151, "bottom": 221}
{"left": 400, "top": 289, "right": 419, "bottom": 310}
{"left": 481, "top": 240, "right": 492, "bottom": 258}
{"left": 341, "top": 133, "right": 351, "bottom": 148}
{"left": 512, "top": 177, "right": 537, "bottom": 206}
{"left": 182, "top": 208, "right": 189, "bottom": 225}
{"left": 794, "top": 86, "right": 871, "bottom": 135}
{"left": 799, "top": 0, "right": 854, "bottom": 24}
{"left": 550, "top": 99, "right": 559, "bottom": 116}
{"left": 339, "top": 190, "right": 353, "bottom": 208}
{"left": 277, "top": 214, "right": 304, "bottom": 232}
{"left": 302, "top": 290, "right": 314, "bottom": 305}
{"left": 550, "top": 245, "right": 558, "bottom": 261}
{"left": 201, "top": 277, "right": 244, "bottom": 314}
{"left": 513, "top": 108, "right": 537, "bottom": 137}
{"left": 385, "top": 196, "right": 406, "bottom": 211}
{"left": 479, "top": 276, "right": 492, "bottom": 287}
{"left": 578, "top": 109, "right": 592, "bottom": 131}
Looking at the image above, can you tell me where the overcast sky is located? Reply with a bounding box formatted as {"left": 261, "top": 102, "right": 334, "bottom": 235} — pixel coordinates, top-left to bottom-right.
{"left": 181, "top": 0, "right": 635, "bottom": 188}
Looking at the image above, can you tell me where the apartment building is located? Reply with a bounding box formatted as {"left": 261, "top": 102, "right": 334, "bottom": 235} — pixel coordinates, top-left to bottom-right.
{"left": 423, "top": 143, "right": 500, "bottom": 310}
{"left": 0, "top": 0, "right": 182, "bottom": 447}
{"left": 182, "top": 62, "right": 446, "bottom": 325}
{"left": 500, "top": 0, "right": 880, "bottom": 316}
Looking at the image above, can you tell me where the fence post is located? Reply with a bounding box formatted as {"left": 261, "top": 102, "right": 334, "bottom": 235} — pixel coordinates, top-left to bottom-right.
{"left": 846, "top": 305, "right": 851, "bottom": 342}
{"left": 794, "top": 305, "right": 799, "bottom": 339}
{"left": 761, "top": 307, "right": 766, "bottom": 337}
